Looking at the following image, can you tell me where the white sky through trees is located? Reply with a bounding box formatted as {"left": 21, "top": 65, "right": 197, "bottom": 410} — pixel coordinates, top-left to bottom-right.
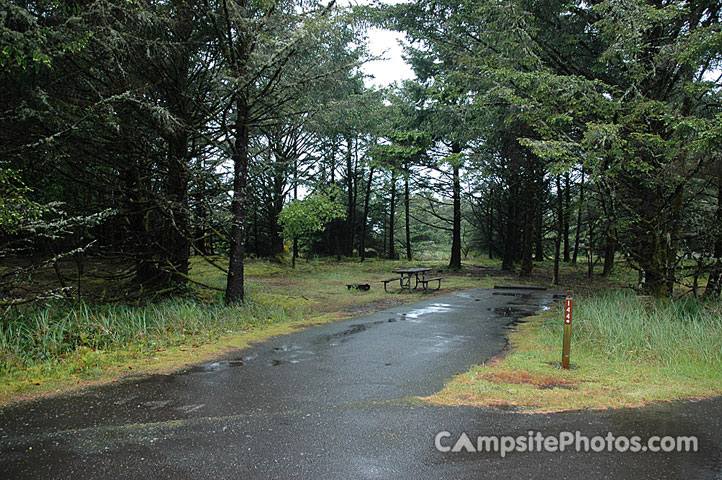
{"left": 339, "top": 0, "right": 415, "bottom": 87}
{"left": 361, "top": 27, "right": 415, "bottom": 87}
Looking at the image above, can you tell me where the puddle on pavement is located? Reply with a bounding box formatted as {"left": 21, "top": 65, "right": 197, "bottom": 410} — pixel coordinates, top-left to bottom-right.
{"left": 179, "top": 358, "right": 244, "bottom": 374}
{"left": 488, "top": 306, "right": 534, "bottom": 317}
{"left": 328, "top": 323, "right": 368, "bottom": 338}
{"left": 270, "top": 358, "right": 301, "bottom": 366}
{"left": 452, "top": 291, "right": 475, "bottom": 299}
{"left": 316, "top": 302, "right": 458, "bottom": 346}
{"left": 487, "top": 301, "right": 550, "bottom": 333}
{"left": 429, "top": 333, "right": 473, "bottom": 353}
{"left": 267, "top": 343, "right": 315, "bottom": 365}
{"left": 323, "top": 319, "right": 388, "bottom": 343}
{"left": 405, "top": 303, "right": 453, "bottom": 321}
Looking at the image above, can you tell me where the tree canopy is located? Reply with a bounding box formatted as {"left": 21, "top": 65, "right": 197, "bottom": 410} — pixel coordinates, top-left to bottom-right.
{"left": 1, "top": 0, "right": 720, "bottom": 304}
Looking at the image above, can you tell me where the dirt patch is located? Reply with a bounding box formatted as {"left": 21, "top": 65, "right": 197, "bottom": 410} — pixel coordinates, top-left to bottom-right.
{"left": 482, "top": 370, "right": 576, "bottom": 390}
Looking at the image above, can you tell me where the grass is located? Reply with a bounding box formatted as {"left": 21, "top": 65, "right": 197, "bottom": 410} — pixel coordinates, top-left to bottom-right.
{"left": 0, "top": 298, "right": 301, "bottom": 374}
{"left": 0, "top": 255, "right": 505, "bottom": 406}
{"left": 427, "top": 290, "right": 722, "bottom": 412}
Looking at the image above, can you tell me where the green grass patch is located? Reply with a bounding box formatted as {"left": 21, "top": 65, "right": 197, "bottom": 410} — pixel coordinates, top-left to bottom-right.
{"left": 0, "top": 298, "right": 303, "bottom": 370}
{"left": 427, "top": 290, "right": 722, "bottom": 412}
{"left": 0, "top": 297, "right": 304, "bottom": 402}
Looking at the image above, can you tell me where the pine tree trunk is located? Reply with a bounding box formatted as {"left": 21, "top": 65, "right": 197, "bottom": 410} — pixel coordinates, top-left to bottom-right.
{"left": 268, "top": 170, "right": 286, "bottom": 259}
{"left": 292, "top": 238, "right": 297, "bottom": 268}
{"left": 587, "top": 203, "right": 595, "bottom": 278}
{"left": 635, "top": 184, "right": 678, "bottom": 298}
{"left": 563, "top": 172, "right": 571, "bottom": 262}
{"left": 388, "top": 170, "right": 397, "bottom": 260}
{"left": 118, "top": 107, "right": 161, "bottom": 288}
{"left": 553, "top": 175, "right": 562, "bottom": 285}
{"left": 253, "top": 207, "right": 260, "bottom": 258}
{"left": 502, "top": 150, "right": 520, "bottom": 271}
{"left": 520, "top": 202, "right": 535, "bottom": 277}
{"left": 166, "top": 132, "right": 190, "bottom": 284}
{"left": 602, "top": 234, "right": 615, "bottom": 277}
{"left": 292, "top": 159, "right": 298, "bottom": 269}
{"left": 572, "top": 167, "right": 585, "bottom": 264}
{"left": 327, "top": 142, "right": 337, "bottom": 255}
{"left": 225, "top": 97, "right": 250, "bottom": 305}
{"left": 126, "top": 168, "right": 160, "bottom": 287}
{"left": 501, "top": 188, "right": 519, "bottom": 271}
{"left": 449, "top": 164, "right": 462, "bottom": 270}
{"left": 404, "top": 159, "right": 412, "bottom": 261}
{"left": 269, "top": 208, "right": 284, "bottom": 259}
{"left": 382, "top": 212, "right": 387, "bottom": 259}
{"left": 520, "top": 166, "right": 537, "bottom": 277}
{"left": 635, "top": 188, "right": 661, "bottom": 293}
{"left": 360, "top": 166, "right": 374, "bottom": 262}
{"left": 195, "top": 156, "right": 208, "bottom": 256}
{"left": 487, "top": 198, "right": 494, "bottom": 260}
{"left": 345, "top": 136, "right": 355, "bottom": 257}
{"left": 534, "top": 205, "right": 544, "bottom": 261}
{"left": 162, "top": 1, "right": 192, "bottom": 286}
{"left": 704, "top": 173, "right": 722, "bottom": 300}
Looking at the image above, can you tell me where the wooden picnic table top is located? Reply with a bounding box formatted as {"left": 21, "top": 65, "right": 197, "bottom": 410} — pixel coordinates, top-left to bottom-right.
{"left": 392, "top": 267, "right": 433, "bottom": 274}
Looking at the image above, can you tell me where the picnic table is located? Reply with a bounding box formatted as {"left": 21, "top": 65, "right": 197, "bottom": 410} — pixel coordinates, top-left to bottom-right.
{"left": 382, "top": 267, "right": 443, "bottom": 293}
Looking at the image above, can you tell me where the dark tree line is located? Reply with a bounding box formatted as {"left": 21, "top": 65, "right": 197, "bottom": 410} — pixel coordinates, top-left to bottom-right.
{"left": 2, "top": 0, "right": 721, "bottom": 306}
{"left": 0, "top": 0, "right": 364, "bottom": 304}
{"left": 386, "top": 0, "right": 722, "bottom": 299}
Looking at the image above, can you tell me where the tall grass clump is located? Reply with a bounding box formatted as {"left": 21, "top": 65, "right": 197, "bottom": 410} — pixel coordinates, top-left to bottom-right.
{"left": 0, "top": 297, "right": 302, "bottom": 376}
{"left": 540, "top": 290, "right": 722, "bottom": 376}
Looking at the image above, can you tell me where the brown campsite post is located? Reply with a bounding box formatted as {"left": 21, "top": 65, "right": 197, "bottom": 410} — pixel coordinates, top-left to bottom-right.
{"left": 562, "top": 297, "right": 573, "bottom": 369}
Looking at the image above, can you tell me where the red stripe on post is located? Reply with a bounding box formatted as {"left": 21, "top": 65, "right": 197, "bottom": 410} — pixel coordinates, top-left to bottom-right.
{"left": 564, "top": 298, "right": 573, "bottom": 325}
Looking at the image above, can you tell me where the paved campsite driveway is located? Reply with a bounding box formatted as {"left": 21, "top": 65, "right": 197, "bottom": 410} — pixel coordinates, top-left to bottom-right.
{"left": 1, "top": 289, "right": 721, "bottom": 479}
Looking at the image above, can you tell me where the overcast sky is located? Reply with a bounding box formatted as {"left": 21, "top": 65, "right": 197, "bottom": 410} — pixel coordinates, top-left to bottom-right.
{"left": 339, "top": 0, "right": 415, "bottom": 88}
{"left": 360, "top": 27, "right": 415, "bottom": 87}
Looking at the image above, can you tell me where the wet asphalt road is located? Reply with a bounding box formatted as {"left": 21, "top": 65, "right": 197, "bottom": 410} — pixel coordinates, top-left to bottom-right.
{"left": 1, "top": 288, "right": 721, "bottom": 479}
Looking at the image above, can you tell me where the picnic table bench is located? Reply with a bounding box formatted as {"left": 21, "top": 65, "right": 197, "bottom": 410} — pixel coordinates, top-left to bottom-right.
{"left": 381, "top": 277, "right": 402, "bottom": 292}
{"left": 382, "top": 268, "right": 443, "bottom": 293}
{"left": 418, "top": 276, "right": 443, "bottom": 292}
